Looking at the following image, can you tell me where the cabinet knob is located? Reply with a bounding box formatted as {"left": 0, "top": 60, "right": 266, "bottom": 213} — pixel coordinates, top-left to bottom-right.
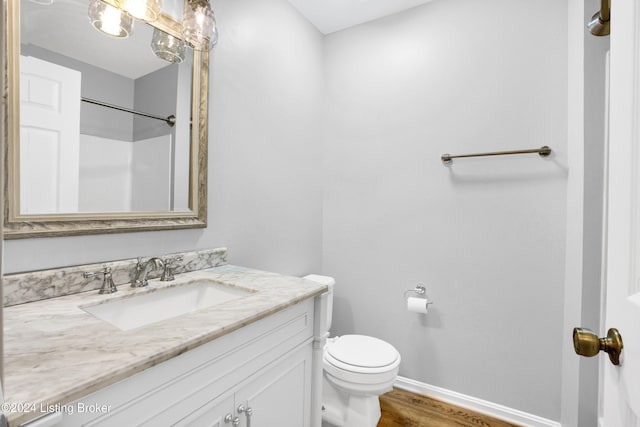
{"left": 224, "top": 414, "right": 240, "bottom": 426}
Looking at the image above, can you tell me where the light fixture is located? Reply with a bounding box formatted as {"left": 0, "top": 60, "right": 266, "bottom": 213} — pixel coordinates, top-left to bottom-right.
{"left": 118, "top": 0, "right": 162, "bottom": 23}
{"left": 182, "top": 0, "right": 218, "bottom": 51}
{"left": 88, "top": 0, "right": 133, "bottom": 38}
{"left": 151, "top": 28, "right": 186, "bottom": 63}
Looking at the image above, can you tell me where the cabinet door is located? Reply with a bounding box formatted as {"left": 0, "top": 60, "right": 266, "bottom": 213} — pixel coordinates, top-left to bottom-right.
{"left": 173, "top": 394, "right": 235, "bottom": 427}
{"left": 237, "top": 346, "right": 312, "bottom": 427}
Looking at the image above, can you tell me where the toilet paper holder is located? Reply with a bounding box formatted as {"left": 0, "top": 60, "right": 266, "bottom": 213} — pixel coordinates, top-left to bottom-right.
{"left": 404, "top": 284, "right": 433, "bottom": 304}
{"left": 404, "top": 284, "right": 434, "bottom": 313}
{"left": 404, "top": 284, "right": 427, "bottom": 299}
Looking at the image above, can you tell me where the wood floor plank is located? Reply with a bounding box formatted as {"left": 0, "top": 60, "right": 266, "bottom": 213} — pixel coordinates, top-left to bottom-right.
{"left": 378, "top": 388, "right": 522, "bottom": 427}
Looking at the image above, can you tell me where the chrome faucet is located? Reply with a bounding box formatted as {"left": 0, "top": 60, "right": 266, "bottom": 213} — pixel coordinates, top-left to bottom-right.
{"left": 131, "top": 257, "right": 165, "bottom": 288}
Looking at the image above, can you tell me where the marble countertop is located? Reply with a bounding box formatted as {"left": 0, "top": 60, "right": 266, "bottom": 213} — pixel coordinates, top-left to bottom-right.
{"left": 3, "top": 265, "right": 327, "bottom": 426}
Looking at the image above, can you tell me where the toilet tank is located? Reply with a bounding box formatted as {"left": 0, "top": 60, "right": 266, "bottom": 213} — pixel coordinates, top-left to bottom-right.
{"left": 303, "top": 274, "right": 335, "bottom": 331}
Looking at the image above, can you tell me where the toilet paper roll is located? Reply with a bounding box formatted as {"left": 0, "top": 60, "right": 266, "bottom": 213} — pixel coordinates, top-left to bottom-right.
{"left": 407, "top": 297, "right": 430, "bottom": 314}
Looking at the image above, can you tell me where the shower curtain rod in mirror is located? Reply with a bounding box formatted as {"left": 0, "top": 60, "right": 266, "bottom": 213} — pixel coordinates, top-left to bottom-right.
{"left": 81, "top": 97, "right": 176, "bottom": 127}
{"left": 441, "top": 146, "right": 552, "bottom": 164}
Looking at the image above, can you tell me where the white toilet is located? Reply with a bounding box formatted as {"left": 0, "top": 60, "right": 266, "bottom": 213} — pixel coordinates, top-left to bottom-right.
{"left": 304, "top": 274, "right": 401, "bottom": 427}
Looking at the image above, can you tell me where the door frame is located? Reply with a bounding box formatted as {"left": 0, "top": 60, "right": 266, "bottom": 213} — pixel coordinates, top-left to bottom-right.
{"left": 561, "top": 0, "right": 610, "bottom": 426}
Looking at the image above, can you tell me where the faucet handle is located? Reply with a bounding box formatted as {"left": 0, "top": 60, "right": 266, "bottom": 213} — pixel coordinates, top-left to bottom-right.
{"left": 83, "top": 271, "right": 100, "bottom": 280}
{"left": 83, "top": 267, "right": 117, "bottom": 294}
{"left": 83, "top": 266, "right": 109, "bottom": 279}
{"left": 161, "top": 256, "right": 183, "bottom": 281}
{"left": 99, "top": 267, "right": 117, "bottom": 294}
{"left": 130, "top": 257, "right": 144, "bottom": 286}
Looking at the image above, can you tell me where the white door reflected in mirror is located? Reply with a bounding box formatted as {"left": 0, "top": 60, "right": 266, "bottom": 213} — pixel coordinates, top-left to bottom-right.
{"left": 20, "top": 56, "right": 81, "bottom": 214}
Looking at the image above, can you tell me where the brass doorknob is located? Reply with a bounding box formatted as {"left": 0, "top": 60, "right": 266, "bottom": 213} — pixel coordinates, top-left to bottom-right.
{"left": 573, "top": 327, "right": 623, "bottom": 366}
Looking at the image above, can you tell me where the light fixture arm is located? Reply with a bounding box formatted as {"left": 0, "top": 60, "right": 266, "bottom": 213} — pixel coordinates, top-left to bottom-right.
{"left": 587, "top": 0, "right": 610, "bottom": 36}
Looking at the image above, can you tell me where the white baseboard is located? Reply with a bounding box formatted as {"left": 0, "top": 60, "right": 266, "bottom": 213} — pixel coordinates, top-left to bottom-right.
{"left": 394, "top": 376, "right": 561, "bottom": 427}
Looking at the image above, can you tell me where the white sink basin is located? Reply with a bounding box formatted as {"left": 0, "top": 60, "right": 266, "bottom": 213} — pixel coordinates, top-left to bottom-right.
{"left": 81, "top": 280, "right": 254, "bottom": 331}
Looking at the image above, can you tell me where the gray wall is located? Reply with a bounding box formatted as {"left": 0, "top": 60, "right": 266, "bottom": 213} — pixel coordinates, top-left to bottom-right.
{"left": 133, "top": 64, "right": 179, "bottom": 141}
{"left": 4, "top": 0, "right": 324, "bottom": 277}
{"left": 322, "top": 0, "right": 567, "bottom": 421}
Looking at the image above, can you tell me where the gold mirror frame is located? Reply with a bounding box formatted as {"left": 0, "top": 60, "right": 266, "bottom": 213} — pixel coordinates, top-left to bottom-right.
{"left": 2, "top": 0, "right": 208, "bottom": 239}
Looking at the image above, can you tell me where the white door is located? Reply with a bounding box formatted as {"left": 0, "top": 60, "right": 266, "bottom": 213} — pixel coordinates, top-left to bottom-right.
{"left": 20, "top": 55, "right": 81, "bottom": 214}
{"left": 600, "top": 0, "right": 640, "bottom": 425}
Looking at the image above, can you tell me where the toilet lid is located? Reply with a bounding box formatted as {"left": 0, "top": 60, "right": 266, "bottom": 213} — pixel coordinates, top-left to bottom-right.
{"left": 326, "top": 335, "right": 399, "bottom": 368}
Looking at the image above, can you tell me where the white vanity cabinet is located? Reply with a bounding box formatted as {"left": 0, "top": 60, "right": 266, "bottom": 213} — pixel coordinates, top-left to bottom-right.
{"left": 32, "top": 299, "right": 317, "bottom": 427}
{"left": 175, "top": 345, "right": 310, "bottom": 427}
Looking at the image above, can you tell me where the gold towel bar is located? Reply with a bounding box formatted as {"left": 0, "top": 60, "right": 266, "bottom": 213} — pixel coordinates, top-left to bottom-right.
{"left": 441, "top": 146, "right": 551, "bottom": 164}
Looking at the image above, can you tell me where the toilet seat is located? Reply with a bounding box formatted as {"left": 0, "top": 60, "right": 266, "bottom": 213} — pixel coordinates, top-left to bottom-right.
{"left": 324, "top": 335, "right": 400, "bottom": 374}
{"left": 323, "top": 335, "right": 400, "bottom": 396}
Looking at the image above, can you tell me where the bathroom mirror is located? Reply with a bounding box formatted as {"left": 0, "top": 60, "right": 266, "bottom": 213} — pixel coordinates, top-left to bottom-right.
{"left": 3, "top": 0, "right": 208, "bottom": 238}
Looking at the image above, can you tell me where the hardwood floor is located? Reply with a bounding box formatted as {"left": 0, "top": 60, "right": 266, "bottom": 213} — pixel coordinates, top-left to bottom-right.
{"left": 378, "top": 388, "right": 522, "bottom": 427}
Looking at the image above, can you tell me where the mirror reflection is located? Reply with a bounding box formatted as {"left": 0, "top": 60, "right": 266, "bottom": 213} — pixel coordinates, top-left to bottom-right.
{"left": 19, "top": 0, "right": 193, "bottom": 214}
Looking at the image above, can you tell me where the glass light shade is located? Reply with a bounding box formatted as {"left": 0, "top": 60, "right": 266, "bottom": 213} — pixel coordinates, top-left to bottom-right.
{"left": 182, "top": 0, "right": 218, "bottom": 51}
{"left": 88, "top": 0, "right": 133, "bottom": 38}
{"left": 118, "top": 0, "right": 162, "bottom": 23}
{"left": 151, "top": 28, "right": 186, "bottom": 63}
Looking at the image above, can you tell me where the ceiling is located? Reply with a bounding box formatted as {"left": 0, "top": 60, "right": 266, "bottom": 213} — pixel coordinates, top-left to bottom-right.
{"left": 286, "top": 0, "right": 434, "bottom": 35}
{"left": 21, "top": 0, "right": 174, "bottom": 79}
{"left": 19, "top": 0, "right": 434, "bottom": 79}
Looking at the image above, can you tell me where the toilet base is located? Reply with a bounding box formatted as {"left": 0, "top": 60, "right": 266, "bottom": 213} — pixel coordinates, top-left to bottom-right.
{"left": 321, "top": 375, "right": 386, "bottom": 427}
